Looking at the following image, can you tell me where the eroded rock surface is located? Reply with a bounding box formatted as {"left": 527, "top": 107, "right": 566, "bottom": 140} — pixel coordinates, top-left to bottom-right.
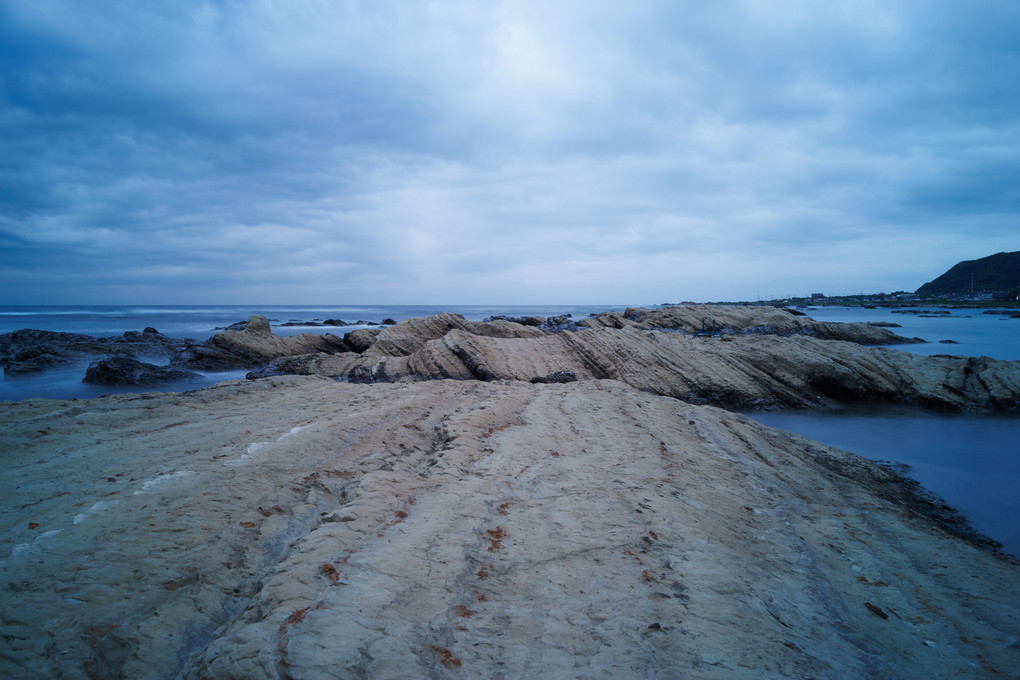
{"left": 196, "top": 315, "right": 350, "bottom": 368}
{"left": 0, "top": 307, "right": 939, "bottom": 393}
{"left": 254, "top": 322, "right": 1020, "bottom": 412}
{"left": 2, "top": 377, "right": 1018, "bottom": 679}
{"left": 610, "top": 305, "right": 922, "bottom": 345}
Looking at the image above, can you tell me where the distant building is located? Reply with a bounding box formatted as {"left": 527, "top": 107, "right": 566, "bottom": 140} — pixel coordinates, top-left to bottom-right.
{"left": 811, "top": 293, "right": 825, "bottom": 301}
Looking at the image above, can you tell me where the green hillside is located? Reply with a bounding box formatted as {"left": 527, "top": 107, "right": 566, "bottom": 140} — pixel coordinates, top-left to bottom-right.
{"left": 916, "top": 250, "right": 1020, "bottom": 296}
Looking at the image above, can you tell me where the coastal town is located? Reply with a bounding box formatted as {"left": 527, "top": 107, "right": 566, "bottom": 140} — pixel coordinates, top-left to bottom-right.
{"left": 739, "top": 288, "right": 1020, "bottom": 308}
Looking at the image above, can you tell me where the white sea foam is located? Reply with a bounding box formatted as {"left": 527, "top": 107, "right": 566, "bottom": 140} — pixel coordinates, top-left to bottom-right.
{"left": 280, "top": 425, "right": 311, "bottom": 439}
{"left": 223, "top": 427, "right": 311, "bottom": 467}
{"left": 133, "top": 470, "right": 196, "bottom": 495}
{"left": 6, "top": 529, "right": 66, "bottom": 561}
{"left": 223, "top": 442, "right": 270, "bottom": 467}
{"left": 73, "top": 500, "right": 120, "bottom": 523}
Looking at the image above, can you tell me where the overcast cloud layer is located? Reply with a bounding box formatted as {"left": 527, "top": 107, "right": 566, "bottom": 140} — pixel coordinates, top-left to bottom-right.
{"left": 2, "top": 1, "right": 1018, "bottom": 304}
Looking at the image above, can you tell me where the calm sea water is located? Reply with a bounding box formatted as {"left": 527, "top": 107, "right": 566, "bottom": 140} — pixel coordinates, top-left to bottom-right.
{"left": 751, "top": 406, "right": 1020, "bottom": 557}
{"left": 800, "top": 305, "right": 1020, "bottom": 361}
{"left": 3, "top": 303, "right": 1018, "bottom": 555}
{"left": 0, "top": 304, "right": 626, "bottom": 341}
{"left": 750, "top": 305, "right": 1020, "bottom": 556}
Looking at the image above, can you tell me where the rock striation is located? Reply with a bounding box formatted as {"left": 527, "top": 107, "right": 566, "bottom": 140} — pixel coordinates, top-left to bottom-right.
{"left": 606, "top": 305, "right": 923, "bottom": 344}
{"left": 4, "top": 307, "right": 1018, "bottom": 413}
{"left": 185, "top": 315, "right": 350, "bottom": 368}
{"left": 247, "top": 308, "right": 1020, "bottom": 412}
{"left": 1, "top": 377, "right": 1018, "bottom": 679}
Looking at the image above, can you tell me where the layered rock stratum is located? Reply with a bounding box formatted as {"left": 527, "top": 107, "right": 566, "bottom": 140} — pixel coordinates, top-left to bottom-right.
{"left": 3, "top": 306, "right": 1020, "bottom": 678}
{"left": 250, "top": 307, "right": 1018, "bottom": 412}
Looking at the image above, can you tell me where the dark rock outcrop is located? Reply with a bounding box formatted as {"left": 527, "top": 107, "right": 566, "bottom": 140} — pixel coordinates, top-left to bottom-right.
{"left": 83, "top": 357, "right": 203, "bottom": 386}
{"left": 530, "top": 370, "right": 578, "bottom": 384}
{"left": 344, "top": 328, "right": 382, "bottom": 354}
{"left": 1, "top": 328, "right": 186, "bottom": 376}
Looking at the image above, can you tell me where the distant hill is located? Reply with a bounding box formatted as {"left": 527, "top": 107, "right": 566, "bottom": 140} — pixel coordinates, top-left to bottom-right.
{"left": 916, "top": 251, "right": 1020, "bottom": 296}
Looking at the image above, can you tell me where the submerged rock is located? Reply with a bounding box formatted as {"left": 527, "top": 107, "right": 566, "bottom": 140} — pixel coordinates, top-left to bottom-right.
{"left": 0, "top": 328, "right": 186, "bottom": 376}
{"left": 83, "top": 356, "right": 203, "bottom": 385}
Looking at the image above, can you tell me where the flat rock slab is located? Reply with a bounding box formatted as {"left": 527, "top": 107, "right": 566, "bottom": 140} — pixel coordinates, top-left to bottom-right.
{"left": 1, "top": 376, "right": 1018, "bottom": 679}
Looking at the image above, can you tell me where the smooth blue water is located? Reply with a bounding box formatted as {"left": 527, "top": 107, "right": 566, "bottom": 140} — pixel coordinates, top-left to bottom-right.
{"left": 750, "top": 405, "right": 1020, "bottom": 557}
{"left": 0, "top": 304, "right": 627, "bottom": 341}
{"left": 750, "top": 306, "right": 1020, "bottom": 556}
{"left": 800, "top": 305, "right": 1020, "bottom": 361}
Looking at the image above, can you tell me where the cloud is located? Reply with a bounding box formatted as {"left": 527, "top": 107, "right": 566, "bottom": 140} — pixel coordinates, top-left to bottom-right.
{"left": 2, "top": 0, "right": 1018, "bottom": 304}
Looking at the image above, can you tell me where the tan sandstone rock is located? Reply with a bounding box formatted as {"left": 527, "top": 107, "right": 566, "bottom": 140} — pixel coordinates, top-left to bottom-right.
{"left": 205, "top": 315, "right": 349, "bottom": 366}
{"left": 1, "top": 377, "right": 1018, "bottom": 679}
{"left": 254, "top": 323, "right": 1020, "bottom": 411}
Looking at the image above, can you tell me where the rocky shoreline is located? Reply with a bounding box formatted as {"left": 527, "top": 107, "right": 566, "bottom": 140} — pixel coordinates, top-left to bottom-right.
{"left": 2, "top": 306, "right": 1020, "bottom": 678}
{"left": 9, "top": 304, "right": 1019, "bottom": 413}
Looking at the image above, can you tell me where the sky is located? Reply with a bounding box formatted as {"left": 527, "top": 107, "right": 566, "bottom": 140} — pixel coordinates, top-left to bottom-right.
{"left": 2, "top": 1, "right": 1018, "bottom": 305}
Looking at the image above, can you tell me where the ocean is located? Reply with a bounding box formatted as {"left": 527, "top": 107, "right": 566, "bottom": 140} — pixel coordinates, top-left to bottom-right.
{"left": 0, "top": 304, "right": 624, "bottom": 343}
{"left": 793, "top": 305, "right": 1020, "bottom": 361}
{"left": 2, "top": 303, "right": 1018, "bottom": 555}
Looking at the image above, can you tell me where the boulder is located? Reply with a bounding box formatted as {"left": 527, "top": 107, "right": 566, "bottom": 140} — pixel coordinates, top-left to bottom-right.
{"left": 83, "top": 356, "right": 203, "bottom": 386}
{"left": 170, "top": 342, "right": 253, "bottom": 371}
{"left": 347, "top": 365, "right": 376, "bottom": 384}
{"left": 344, "top": 328, "right": 381, "bottom": 354}
{"left": 199, "top": 315, "right": 349, "bottom": 368}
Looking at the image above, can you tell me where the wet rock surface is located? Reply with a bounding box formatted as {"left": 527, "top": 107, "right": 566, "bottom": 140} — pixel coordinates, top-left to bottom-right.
{"left": 0, "top": 328, "right": 185, "bottom": 376}
{"left": 1, "top": 315, "right": 357, "bottom": 384}
{"left": 1, "top": 377, "right": 1017, "bottom": 679}
{"left": 83, "top": 356, "right": 204, "bottom": 386}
